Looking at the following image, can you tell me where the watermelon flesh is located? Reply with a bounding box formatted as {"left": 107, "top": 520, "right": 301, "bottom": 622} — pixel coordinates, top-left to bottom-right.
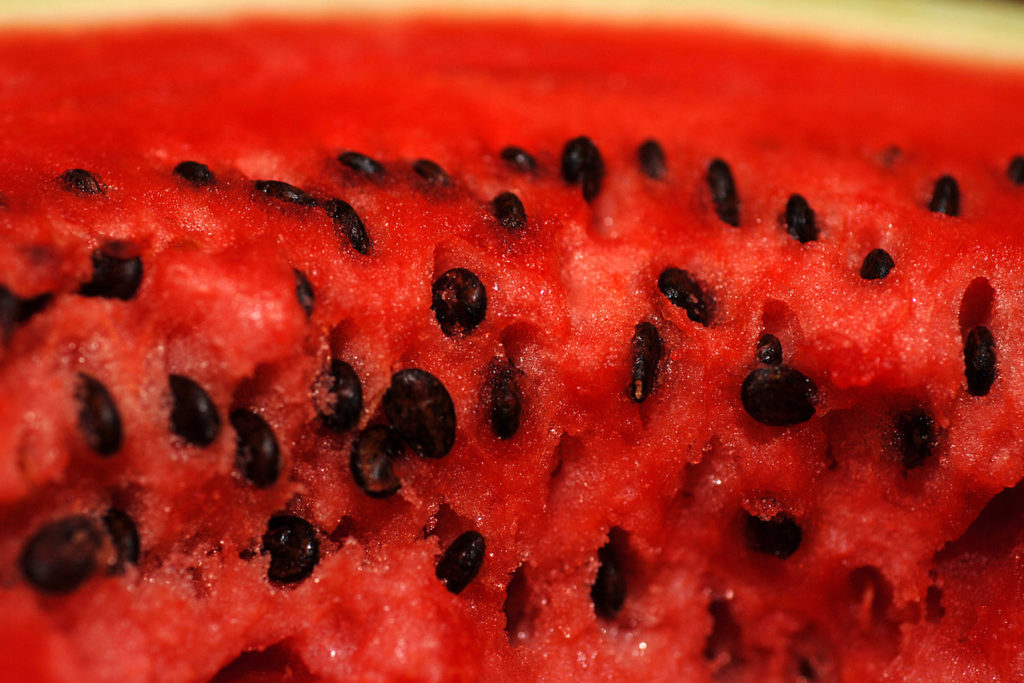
{"left": 2, "top": 16, "right": 1024, "bottom": 681}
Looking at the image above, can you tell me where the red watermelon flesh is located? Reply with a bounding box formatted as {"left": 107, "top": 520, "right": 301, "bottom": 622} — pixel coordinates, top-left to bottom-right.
{"left": 1, "top": 16, "right": 1024, "bottom": 682}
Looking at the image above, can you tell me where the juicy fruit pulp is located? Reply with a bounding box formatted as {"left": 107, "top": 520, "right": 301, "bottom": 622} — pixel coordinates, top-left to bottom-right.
{"left": 1, "top": 16, "right": 1024, "bottom": 683}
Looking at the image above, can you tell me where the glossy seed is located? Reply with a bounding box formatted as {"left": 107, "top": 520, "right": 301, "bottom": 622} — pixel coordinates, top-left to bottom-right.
{"left": 707, "top": 159, "right": 739, "bottom": 227}
{"left": 20, "top": 515, "right": 102, "bottom": 594}
{"left": 293, "top": 269, "right": 314, "bottom": 317}
{"left": 488, "top": 357, "right": 523, "bottom": 440}
{"left": 894, "top": 409, "right": 936, "bottom": 469}
{"left": 102, "top": 508, "right": 140, "bottom": 574}
{"left": 60, "top": 169, "right": 103, "bottom": 196}
{"left": 173, "top": 161, "right": 215, "bottom": 187}
{"left": 500, "top": 146, "right": 536, "bottom": 173}
{"left": 964, "top": 326, "right": 997, "bottom": 397}
{"left": 591, "top": 541, "right": 627, "bottom": 618}
{"left": 169, "top": 374, "right": 221, "bottom": 446}
{"left": 744, "top": 512, "right": 802, "bottom": 559}
{"left": 492, "top": 192, "right": 527, "bottom": 231}
{"left": 383, "top": 368, "right": 456, "bottom": 459}
{"left": 76, "top": 373, "right": 122, "bottom": 456}
{"left": 431, "top": 268, "right": 487, "bottom": 337}
{"left": 929, "top": 175, "right": 960, "bottom": 216}
{"left": 313, "top": 359, "right": 363, "bottom": 432}
{"left": 436, "top": 530, "right": 485, "bottom": 594}
{"left": 413, "top": 159, "right": 451, "bottom": 186}
{"left": 741, "top": 365, "right": 817, "bottom": 426}
{"left": 79, "top": 242, "right": 143, "bottom": 300}
{"left": 338, "top": 151, "right": 385, "bottom": 178}
{"left": 756, "top": 334, "right": 783, "bottom": 365}
{"left": 350, "top": 425, "right": 403, "bottom": 498}
{"left": 261, "top": 515, "right": 319, "bottom": 584}
{"left": 561, "top": 136, "right": 605, "bottom": 202}
{"left": 860, "top": 249, "right": 895, "bottom": 280}
{"left": 230, "top": 409, "right": 281, "bottom": 489}
{"left": 628, "top": 322, "right": 663, "bottom": 403}
{"left": 637, "top": 139, "right": 667, "bottom": 179}
{"left": 323, "top": 198, "right": 371, "bottom": 255}
{"left": 658, "top": 267, "right": 713, "bottom": 326}
{"left": 784, "top": 194, "right": 818, "bottom": 243}
{"left": 254, "top": 180, "right": 318, "bottom": 207}
{"left": 1008, "top": 156, "right": 1024, "bottom": 185}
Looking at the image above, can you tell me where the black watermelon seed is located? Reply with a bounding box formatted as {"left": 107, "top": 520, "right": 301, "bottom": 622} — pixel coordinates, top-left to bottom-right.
{"left": 431, "top": 268, "right": 487, "bottom": 337}
{"left": 784, "top": 194, "right": 818, "bottom": 243}
{"left": 313, "top": 359, "right": 363, "bottom": 432}
{"left": 20, "top": 515, "right": 102, "bottom": 594}
{"left": 741, "top": 365, "right": 817, "bottom": 426}
{"left": 76, "top": 373, "right": 122, "bottom": 456}
{"left": 1008, "top": 156, "right": 1024, "bottom": 185}
{"left": 658, "top": 267, "right": 713, "bottom": 326}
{"left": 756, "top": 334, "right": 783, "bottom": 365}
{"left": 744, "top": 512, "right": 802, "bottom": 559}
{"left": 254, "top": 180, "right": 318, "bottom": 208}
{"left": 591, "top": 541, "right": 627, "bottom": 618}
{"left": 488, "top": 357, "right": 523, "bottom": 440}
{"left": 637, "top": 139, "right": 667, "bottom": 180}
{"left": 79, "top": 242, "right": 143, "bottom": 300}
{"left": 383, "top": 368, "right": 456, "bottom": 459}
{"left": 293, "top": 269, "right": 314, "bottom": 317}
{"left": 492, "top": 192, "right": 527, "bottom": 231}
{"left": 350, "top": 425, "right": 403, "bottom": 498}
{"left": 60, "top": 169, "right": 103, "bottom": 196}
{"left": 500, "top": 146, "right": 536, "bottom": 173}
{"left": 261, "top": 515, "right": 319, "bottom": 585}
{"left": 230, "top": 409, "right": 281, "bottom": 489}
{"left": 324, "top": 198, "right": 372, "bottom": 255}
{"left": 436, "top": 530, "right": 485, "bottom": 594}
{"left": 964, "top": 326, "right": 997, "bottom": 397}
{"left": 628, "top": 322, "right": 663, "bottom": 403}
{"left": 173, "top": 161, "right": 215, "bottom": 187}
{"left": 894, "top": 409, "right": 937, "bottom": 469}
{"left": 707, "top": 159, "right": 739, "bottom": 227}
{"left": 860, "top": 249, "right": 895, "bottom": 280}
{"left": 412, "top": 159, "right": 451, "bottom": 186}
{"left": 929, "top": 175, "right": 960, "bottom": 216}
{"left": 169, "top": 374, "right": 221, "bottom": 447}
{"left": 102, "top": 508, "right": 140, "bottom": 574}
{"left": 561, "top": 136, "right": 605, "bottom": 202}
{"left": 338, "top": 151, "right": 385, "bottom": 178}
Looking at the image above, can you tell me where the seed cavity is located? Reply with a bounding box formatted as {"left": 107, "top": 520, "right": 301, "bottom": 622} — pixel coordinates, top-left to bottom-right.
{"left": 169, "top": 374, "right": 221, "bottom": 447}
{"left": 76, "top": 373, "right": 122, "bottom": 456}
{"left": 628, "top": 322, "right": 663, "bottom": 403}
{"left": 254, "top": 180, "right": 318, "bottom": 208}
{"left": 79, "top": 241, "right": 143, "bottom": 300}
{"left": 928, "top": 175, "right": 960, "bottom": 216}
{"left": 591, "top": 540, "right": 626, "bottom": 618}
{"left": 492, "top": 192, "right": 527, "bottom": 232}
{"left": 561, "top": 136, "right": 605, "bottom": 202}
{"left": 412, "top": 159, "right": 451, "bottom": 187}
{"left": 324, "top": 198, "right": 371, "bottom": 255}
{"left": 487, "top": 357, "right": 522, "bottom": 440}
{"left": 1008, "top": 156, "right": 1024, "bottom": 185}
{"left": 707, "top": 158, "right": 739, "bottom": 227}
{"left": 350, "top": 425, "right": 403, "bottom": 498}
{"left": 741, "top": 365, "right": 817, "bottom": 426}
{"left": 431, "top": 268, "right": 487, "bottom": 337}
{"left": 173, "top": 161, "right": 215, "bottom": 187}
{"left": 313, "top": 359, "right": 363, "bottom": 432}
{"left": 436, "top": 530, "right": 485, "bottom": 594}
{"left": 230, "top": 409, "right": 281, "bottom": 489}
{"left": 20, "top": 515, "right": 102, "bottom": 594}
{"left": 500, "top": 146, "right": 536, "bottom": 173}
{"left": 383, "top": 368, "right": 456, "bottom": 459}
{"left": 102, "top": 508, "right": 140, "bottom": 574}
{"left": 756, "top": 333, "right": 783, "bottom": 365}
{"left": 658, "top": 267, "right": 713, "bottom": 326}
{"left": 744, "top": 512, "right": 802, "bottom": 559}
{"left": 261, "top": 515, "right": 319, "bottom": 585}
{"left": 338, "top": 151, "right": 385, "bottom": 178}
{"left": 784, "top": 194, "right": 818, "bottom": 243}
{"left": 860, "top": 249, "right": 895, "bottom": 280}
{"left": 893, "top": 409, "right": 936, "bottom": 469}
{"left": 60, "top": 169, "right": 104, "bottom": 196}
{"left": 964, "top": 326, "right": 996, "bottom": 397}
{"left": 293, "top": 269, "right": 314, "bottom": 317}
{"left": 637, "top": 139, "right": 667, "bottom": 180}
{"left": 0, "top": 287, "right": 51, "bottom": 343}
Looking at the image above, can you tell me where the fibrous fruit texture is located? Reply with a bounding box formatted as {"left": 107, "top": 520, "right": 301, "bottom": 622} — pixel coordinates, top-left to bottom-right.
{"left": 2, "top": 17, "right": 1024, "bottom": 682}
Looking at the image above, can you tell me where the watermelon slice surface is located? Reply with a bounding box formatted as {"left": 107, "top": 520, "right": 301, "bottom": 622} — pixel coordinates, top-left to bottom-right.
{"left": 1, "top": 13, "right": 1024, "bottom": 682}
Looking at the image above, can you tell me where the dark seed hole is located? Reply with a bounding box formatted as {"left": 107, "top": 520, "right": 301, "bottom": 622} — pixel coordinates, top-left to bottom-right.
{"left": 383, "top": 368, "right": 456, "bottom": 459}
{"left": 756, "top": 333, "right": 783, "bottom": 365}
{"left": 338, "top": 151, "right": 385, "bottom": 178}
{"left": 503, "top": 565, "right": 532, "bottom": 644}
{"left": 261, "top": 514, "right": 319, "bottom": 585}
{"left": 230, "top": 409, "right": 282, "bottom": 489}
{"left": 744, "top": 511, "right": 802, "bottom": 559}
{"left": 707, "top": 158, "right": 739, "bottom": 227}
{"left": 102, "top": 507, "right": 140, "bottom": 574}
{"left": 431, "top": 267, "right": 488, "bottom": 337}
{"left": 59, "top": 169, "right": 103, "bottom": 196}
{"left": 492, "top": 192, "right": 527, "bottom": 232}
{"left": 893, "top": 408, "right": 936, "bottom": 469}
{"left": 1008, "top": 156, "right": 1024, "bottom": 185}
{"left": 173, "top": 161, "right": 215, "bottom": 187}
{"left": 254, "top": 180, "right": 318, "bottom": 208}
{"left": 169, "top": 374, "right": 221, "bottom": 447}
{"left": 591, "top": 536, "right": 627, "bottom": 618}
{"left": 350, "top": 425, "right": 403, "bottom": 498}
{"left": 412, "top": 159, "right": 451, "bottom": 187}
{"left": 561, "top": 136, "right": 605, "bottom": 202}
{"left": 20, "top": 515, "right": 102, "bottom": 594}
{"left": 293, "top": 269, "right": 314, "bottom": 317}
{"left": 860, "top": 249, "right": 895, "bottom": 280}
{"left": 704, "top": 599, "right": 743, "bottom": 665}
{"left": 487, "top": 357, "right": 523, "bottom": 440}
{"left": 324, "top": 198, "right": 371, "bottom": 255}
{"left": 76, "top": 373, "right": 123, "bottom": 456}
{"left": 741, "top": 365, "right": 817, "bottom": 426}
{"left": 637, "top": 139, "right": 667, "bottom": 180}
{"left": 925, "top": 585, "right": 945, "bottom": 622}
{"left": 958, "top": 277, "right": 994, "bottom": 338}
{"left": 628, "top": 321, "right": 663, "bottom": 403}
{"left": 79, "top": 241, "right": 143, "bottom": 300}
{"left": 210, "top": 643, "right": 314, "bottom": 683}
{"left": 312, "top": 359, "right": 363, "bottom": 433}
{"left": 784, "top": 194, "right": 818, "bottom": 243}
{"left": 436, "top": 530, "right": 486, "bottom": 594}
{"left": 964, "top": 326, "right": 996, "bottom": 397}
{"left": 928, "top": 175, "right": 960, "bottom": 216}
{"left": 500, "top": 146, "right": 536, "bottom": 173}
{"left": 658, "top": 267, "right": 713, "bottom": 326}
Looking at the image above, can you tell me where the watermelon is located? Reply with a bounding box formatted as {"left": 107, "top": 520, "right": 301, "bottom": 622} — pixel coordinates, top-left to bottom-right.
{"left": 2, "top": 9, "right": 1024, "bottom": 682}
